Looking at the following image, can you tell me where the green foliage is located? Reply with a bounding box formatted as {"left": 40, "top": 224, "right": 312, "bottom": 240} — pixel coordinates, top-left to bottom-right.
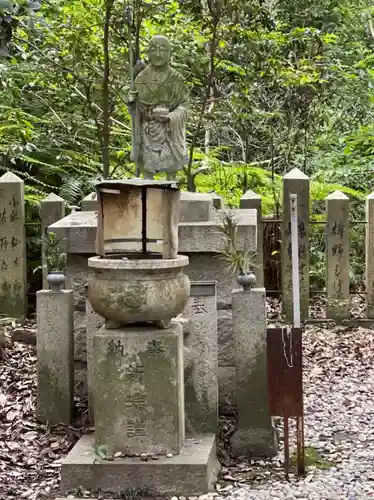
{"left": 0, "top": 0, "right": 373, "bottom": 292}
{"left": 216, "top": 210, "right": 257, "bottom": 275}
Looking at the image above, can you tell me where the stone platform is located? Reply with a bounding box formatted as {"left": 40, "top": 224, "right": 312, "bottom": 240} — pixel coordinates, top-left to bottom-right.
{"left": 61, "top": 434, "right": 220, "bottom": 496}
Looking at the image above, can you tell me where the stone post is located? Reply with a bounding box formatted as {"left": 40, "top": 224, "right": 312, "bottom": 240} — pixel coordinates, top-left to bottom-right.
{"left": 240, "top": 189, "right": 264, "bottom": 287}
{"left": 366, "top": 192, "right": 374, "bottom": 318}
{"left": 41, "top": 193, "right": 66, "bottom": 289}
{"left": 326, "top": 191, "right": 350, "bottom": 321}
{"left": 82, "top": 192, "right": 98, "bottom": 211}
{"left": 0, "top": 172, "right": 27, "bottom": 320}
{"left": 184, "top": 281, "right": 218, "bottom": 435}
{"left": 94, "top": 323, "right": 185, "bottom": 456}
{"left": 36, "top": 274, "right": 74, "bottom": 424}
{"left": 282, "top": 168, "right": 310, "bottom": 320}
{"left": 86, "top": 291, "right": 104, "bottom": 424}
{"left": 231, "top": 287, "right": 276, "bottom": 458}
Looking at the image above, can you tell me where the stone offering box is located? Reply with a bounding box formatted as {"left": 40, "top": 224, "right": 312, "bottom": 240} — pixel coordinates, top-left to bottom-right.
{"left": 50, "top": 191, "right": 257, "bottom": 407}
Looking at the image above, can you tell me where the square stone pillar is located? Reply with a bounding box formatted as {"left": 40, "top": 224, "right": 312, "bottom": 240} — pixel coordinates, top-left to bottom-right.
{"left": 282, "top": 168, "right": 310, "bottom": 320}
{"left": 36, "top": 285, "right": 74, "bottom": 425}
{"left": 231, "top": 288, "right": 276, "bottom": 458}
{"left": 184, "top": 281, "right": 218, "bottom": 435}
{"left": 0, "top": 172, "right": 27, "bottom": 320}
{"left": 94, "top": 323, "right": 185, "bottom": 456}
{"left": 326, "top": 191, "right": 349, "bottom": 321}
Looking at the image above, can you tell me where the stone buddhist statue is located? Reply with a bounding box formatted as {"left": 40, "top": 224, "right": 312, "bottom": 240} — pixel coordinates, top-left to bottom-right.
{"left": 128, "top": 35, "right": 188, "bottom": 180}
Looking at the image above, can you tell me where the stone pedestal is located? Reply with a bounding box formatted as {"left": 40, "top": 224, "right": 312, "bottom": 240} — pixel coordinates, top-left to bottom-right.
{"left": 94, "top": 323, "right": 185, "bottom": 456}
{"left": 61, "top": 434, "right": 219, "bottom": 496}
{"left": 36, "top": 287, "right": 74, "bottom": 425}
{"left": 230, "top": 288, "right": 276, "bottom": 458}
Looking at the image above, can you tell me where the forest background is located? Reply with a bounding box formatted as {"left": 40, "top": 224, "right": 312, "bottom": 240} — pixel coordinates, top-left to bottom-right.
{"left": 1, "top": 0, "right": 374, "bottom": 297}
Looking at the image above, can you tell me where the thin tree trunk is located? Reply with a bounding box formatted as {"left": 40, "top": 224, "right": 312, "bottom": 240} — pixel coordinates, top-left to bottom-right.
{"left": 102, "top": 0, "right": 114, "bottom": 179}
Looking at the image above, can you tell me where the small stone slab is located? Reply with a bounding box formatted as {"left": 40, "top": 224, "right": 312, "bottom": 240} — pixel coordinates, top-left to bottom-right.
{"left": 60, "top": 434, "right": 219, "bottom": 496}
{"left": 179, "top": 192, "right": 214, "bottom": 222}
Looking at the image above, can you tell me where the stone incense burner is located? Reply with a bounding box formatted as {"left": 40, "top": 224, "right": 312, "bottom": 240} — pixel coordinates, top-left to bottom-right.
{"left": 87, "top": 179, "right": 190, "bottom": 328}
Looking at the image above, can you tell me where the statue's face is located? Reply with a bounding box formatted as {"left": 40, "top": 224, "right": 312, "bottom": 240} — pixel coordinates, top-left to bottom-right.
{"left": 148, "top": 37, "right": 170, "bottom": 68}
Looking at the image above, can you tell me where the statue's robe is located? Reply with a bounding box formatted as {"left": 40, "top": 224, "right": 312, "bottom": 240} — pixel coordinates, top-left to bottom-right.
{"left": 132, "top": 65, "right": 188, "bottom": 174}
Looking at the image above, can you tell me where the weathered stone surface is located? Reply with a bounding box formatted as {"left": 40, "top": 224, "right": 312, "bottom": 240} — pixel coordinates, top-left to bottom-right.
{"left": 61, "top": 434, "right": 219, "bottom": 496}
{"left": 230, "top": 288, "right": 276, "bottom": 458}
{"left": 217, "top": 309, "right": 234, "bottom": 367}
{"left": 88, "top": 255, "right": 190, "bottom": 325}
{"left": 82, "top": 192, "right": 98, "bottom": 211}
{"left": 218, "top": 366, "right": 236, "bottom": 410}
{"left": 184, "top": 282, "right": 218, "bottom": 435}
{"left": 74, "top": 310, "right": 87, "bottom": 363}
{"left": 180, "top": 192, "right": 214, "bottom": 222}
{"left": 0, "top": 172, "right": 27, "bottom": 320}
{"left": 66, "top": 253, "right": 95, "bottom": 310}
{"left": 41, "top": 193, "right": 65, "bottom": 288}
{"left": 86, "top": 297, "right": 104, "bottom": 424}
{"left": 36, "top": 289, "right": 74, "bottom": 425}
{"left": 49, "top": 209, "right": 257, "bottom": 255}
{"left": 94, "top": 323, "right": 184, "bottom": 456}
{"left": 326, "top": 191, "right": 350, "bottom": 321}
{"left": 281, "top": 168, "right": 310, "bottom": 320}
{"left": 366, "top": 192, "right": 374, "bottom": 318}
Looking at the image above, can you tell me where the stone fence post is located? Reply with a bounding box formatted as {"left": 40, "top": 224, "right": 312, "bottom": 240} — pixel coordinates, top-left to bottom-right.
{"left": 230, "top": 287, "right": 276, "bottom": 458}
{"left": 282, "top": 168, "right": 310, "bottom": 320}
{"left": 0, "top": 172, "right": 27, "bottom": 320}
{"left": 184, "top": 281, "right": 218, "bottom": 435}
{"left": 240, "top": 190, "right": 264, "bottom": 287}
{"left": 40, "top": 193, "right": 66, "bottom": 289}
{"left": 36, "top": 274, "right": 74, "bottom": 425}
{"left": 326, "top": 191, "right": 349, "bottom": 321}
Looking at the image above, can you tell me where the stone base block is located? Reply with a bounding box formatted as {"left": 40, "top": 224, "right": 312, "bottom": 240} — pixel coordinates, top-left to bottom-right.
{"left": 61, "top": 434, "right": 220, "bottom": 496}
{"left": 231, "top": 427, "right": 277, "bottom": 459}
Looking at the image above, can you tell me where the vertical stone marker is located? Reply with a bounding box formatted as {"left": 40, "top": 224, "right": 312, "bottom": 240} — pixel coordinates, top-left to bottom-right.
{"left": 231, "top": 287, "right": 276, "bottom": 457}
{"left": 240, "top": 189, "right": 264, "bottom": 287}
{"left": 0, "top": 172, "right": 27, "bottom": 320}
{"left": 37, "top": 275, "right": 74, "bottom": 424}
{"left": 326, "top": 191, "right": 349, "bottom": 321}
{"left": 366, "top": 192, "right": 374, "bottom": 318}
{"left": 184, "top": 281, "right": 218, "bottom": 435}
{"left": 282, "top": 168, "right": 310, "bottom": 320}
{"left": 82, "top": 192, "right": 98, "bottom": 211}
{"left": 94, "top": 323, "right": 185, "bottom": 456}
{"left": 40, "top": 193, "right": 65, "bottom": 288}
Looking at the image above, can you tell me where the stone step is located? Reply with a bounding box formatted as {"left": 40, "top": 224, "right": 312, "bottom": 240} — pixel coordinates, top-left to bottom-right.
{"left": 60, "top": 434, "right": 219, "bottom": 496}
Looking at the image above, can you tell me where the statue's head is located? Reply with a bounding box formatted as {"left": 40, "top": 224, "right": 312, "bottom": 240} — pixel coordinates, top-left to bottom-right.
{"left": 148, "top": 35, "right": 171, "bottom": 69}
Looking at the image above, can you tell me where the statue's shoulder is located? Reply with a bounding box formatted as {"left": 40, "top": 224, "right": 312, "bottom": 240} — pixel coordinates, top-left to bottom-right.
{"left": 169, "top": 67, "right": 185, "bottom": 84}
{"left": 134, "top": 65, "right": 151, "bottom": 84}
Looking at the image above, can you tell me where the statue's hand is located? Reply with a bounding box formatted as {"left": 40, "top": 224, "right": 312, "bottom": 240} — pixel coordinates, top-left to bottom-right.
{"left": 128, "top": 90, "right": 138, "bottom": 104}
{"left": 152, "top": 108, "right": 170, "bottom": 123}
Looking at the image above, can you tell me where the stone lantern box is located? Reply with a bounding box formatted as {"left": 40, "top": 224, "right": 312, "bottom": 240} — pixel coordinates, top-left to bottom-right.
{"left": 95, "top": 179, "right": 180, "bottom": 259}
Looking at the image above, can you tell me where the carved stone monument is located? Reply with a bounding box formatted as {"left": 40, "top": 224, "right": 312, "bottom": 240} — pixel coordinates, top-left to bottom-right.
{"left": 128, "top": 35, "right": 188, "bottom": 181}
{"left": 60, "top": 180, "right": 219, "bottom": 496}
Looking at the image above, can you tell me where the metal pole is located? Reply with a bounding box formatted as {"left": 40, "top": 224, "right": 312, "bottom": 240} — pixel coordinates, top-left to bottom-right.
{"left": 290, "top": 194, "right": 301, "bottom": 328}
{"left": 290, "top": 193, "right": 305, "bottom": 475}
